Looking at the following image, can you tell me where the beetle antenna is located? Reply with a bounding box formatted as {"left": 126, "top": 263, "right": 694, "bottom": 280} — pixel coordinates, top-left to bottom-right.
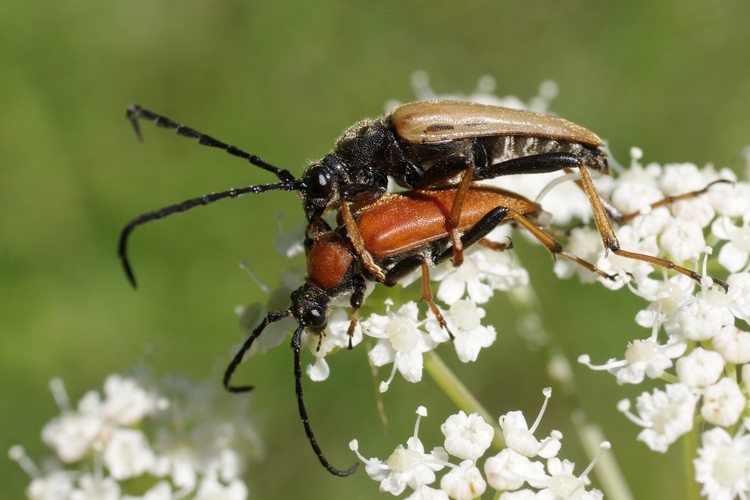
{"left": 126, "top": 104, "right": 297, "bottom": 183}
{"left": 119, "top": 181, "right": 298, "bottom": 288}
{"left": 223, "top": 310, "right": 291, "bottom": 392}
{"left": 291, "top": 325, "right": 359, "bottom": 477}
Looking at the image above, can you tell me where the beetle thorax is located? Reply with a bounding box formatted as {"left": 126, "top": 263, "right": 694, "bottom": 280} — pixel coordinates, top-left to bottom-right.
{"left": 333, "top": 119, "right": 390, "bottom": 184}
{"left": 307, "top": 232, "right": 355, "bottom": 290}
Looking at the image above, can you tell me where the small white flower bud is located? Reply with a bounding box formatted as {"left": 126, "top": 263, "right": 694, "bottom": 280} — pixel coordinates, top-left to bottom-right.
{"left": 676, "top": 348, "right": 724, "bottom": 387}
{"left": 440, "top": 461, "right": 486, "bottom": 500}
{"left": 441, "top": 411, "right": 494, "bottom": 461}
{"left": 713, "top": 325, "right": 750, "bottom": 364}
{"left": 701, "top": 378, "right": 746, "bottom": 427}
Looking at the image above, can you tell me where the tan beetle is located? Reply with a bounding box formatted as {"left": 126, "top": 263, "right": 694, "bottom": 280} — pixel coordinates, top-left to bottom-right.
{"left": 121, "top": 100, "right": 722, "bottom": 289}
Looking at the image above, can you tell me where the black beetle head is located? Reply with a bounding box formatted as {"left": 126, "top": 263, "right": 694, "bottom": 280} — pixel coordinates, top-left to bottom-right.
{"left": 291, "top": 283, "right": 331, "bottom": 332}
{"left": 300, "top": 155, "right": 343, "bottom": 217}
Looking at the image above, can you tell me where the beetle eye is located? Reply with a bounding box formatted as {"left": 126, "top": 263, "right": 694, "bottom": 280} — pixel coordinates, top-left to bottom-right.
{"left": 304, "top": 165, "right": 333, "bottom": 200}
{"left": 303, "top": 306, "right": 327, "bottom": 330}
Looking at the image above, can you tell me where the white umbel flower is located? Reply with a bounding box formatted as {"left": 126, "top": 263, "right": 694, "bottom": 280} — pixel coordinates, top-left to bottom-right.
{"left": 618, "top": 383, "right": 698, "bottom": 452}
{"left": 425, "top": 300, "right": 496, "bottom": 363}
{"left": 660, "top": 218, "right": 706, "bottom": 262}
{"left": 694, "top": 426, "right": 750, "bottom": 500}
{"left": 305, "top": 307, "right": 363, "bottom": 381}
{"left": 712, "top": 325, "right": 750, "bottom": 364}
{"left": 102, "top": 375, "right": 161, "bottom": 426}
{"left": 499, "top": 388, "right": 561, "bottom": 459}
{"left": 727, "top": 272, "right": 750, "bottom": 318}
{"left": 439, "top": 461, "right": 486, "bottom": 500}
{"left": 484, "top": 449, "right": 545, "bottom": 492}
{"left": 675, "top": 347, "right": 725, "bottom": 387}
{"left": 350, "top": 407, "right": 448, "bottom": 496}
{"left": 103, "top": 429, "right": 158, "bottom": 480}
{"left": 440, "top": 411, "right": 494, "bottom": 461}
{"left": 713, "top": 216, "right": 750, "bottom": 272}
{"left": 26, "top": 471, "right": 74, "bottom": 500}
{"left": 364, "top": 301, "right": 438, "bottom": 391}
{"left": 578, "top": 330, "right": 686, "bottom": 385}
{"left": 406, "top": 485, "right": 450, "bottom": 500}
{"left": 675, "top": 292, "right": 734, "bottom": 341}
{"left": 70, "top": 475, "right": 121, "bottom": 500}
{"left": 701, "top": 377, "right": 746, "bottom": 427}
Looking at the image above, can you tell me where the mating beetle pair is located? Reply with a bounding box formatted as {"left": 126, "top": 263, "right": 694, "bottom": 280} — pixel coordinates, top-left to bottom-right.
{"left": 121, "top": 100, "right": 725, "bottom": 476}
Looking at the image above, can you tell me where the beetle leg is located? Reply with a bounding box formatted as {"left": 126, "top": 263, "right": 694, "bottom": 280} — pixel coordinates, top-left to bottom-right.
{"left": 557, "top": 167, "right": 624, "bottom": 221}
{"left": 383, "top": 254, "right": 423, "bottom": 286}
{"left": 420, "top": 259, "right": 454, "bottom": 339}
{"left": 445, "top": 164, "right": 476, "bottom": 267}
{"left": 478, "top": 238, "right": 513, "bottom": 252}
{"left": 382, "top": 254, "right": 454, "bottom": 338}
{"left": 475, "top": 152, "right": 581, "bottom": 179}
{"left": 435, "top": 207, "right": 510, "bottom": 264}
{"left": 342, "top": 183, "right": 388, "bottom": 205}
{"left": 566, "top": 166, "right": 727, "bottom": 290}
{"left": 573, "top": 162, "right": 619, "bottom": 250}
{"left": 616, "top": 179, "right": 733, "bottom": 223}
{"left": 346, "top": 277, "right": 367, "bottom": 350}
{"left": 507, "top": 210, "right": 620, "bottom": 281}
{"left": 340, "top": 201, "right": 387, "bottom": 282}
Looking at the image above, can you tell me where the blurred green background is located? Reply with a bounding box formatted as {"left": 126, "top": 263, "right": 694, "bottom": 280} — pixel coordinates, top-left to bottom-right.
{"left": 2, "top": 1, "right": 749, "bottom": 498}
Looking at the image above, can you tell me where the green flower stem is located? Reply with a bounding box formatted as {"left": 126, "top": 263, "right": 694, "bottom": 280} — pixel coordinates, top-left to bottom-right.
{"left": 507, "top": 286, "right": 634, "bottom": 500}
{"left": 424, "top": 350, "right": 505, "bottom": 450}
{"left": 684, "top": 426, "right": 700, "bottom": 500}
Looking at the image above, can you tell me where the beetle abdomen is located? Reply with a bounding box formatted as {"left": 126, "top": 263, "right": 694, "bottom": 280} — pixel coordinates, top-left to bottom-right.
{"left": 484, "top": 135, "right": 608, "bottom": 174}
{"left": 356, "top": 187, "right": 539, "bottom": 258}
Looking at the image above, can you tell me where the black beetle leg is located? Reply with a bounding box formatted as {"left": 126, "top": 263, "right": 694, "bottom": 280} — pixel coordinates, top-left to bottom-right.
{"left": 346, "top": 277, "right": 367, "bottom": 349}
{"left": 434, "top": 207, "right": 510, "bottom": 264}
{"left": 474, "top": 152, "right": 581, "bottom": 179}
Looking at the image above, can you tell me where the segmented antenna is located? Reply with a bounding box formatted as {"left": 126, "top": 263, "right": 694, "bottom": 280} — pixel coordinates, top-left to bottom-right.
{"left": 291, "top": 325, "right": 359, "bottom": 477}
{"left": 118, "top": 181, "right": 298, "bottom": 288}
{"left": 223, "top": 310, "right": 291, "bottom": 392}
{"left": 126, "top": 104, "right": 296, "bottom": 183}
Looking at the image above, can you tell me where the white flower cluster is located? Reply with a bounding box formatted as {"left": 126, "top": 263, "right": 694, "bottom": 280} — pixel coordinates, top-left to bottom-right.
{"left": 10, "top": 373, "right": 262, "bottom": 500}
{"left": 238, "top": 75, "right": 750, "bottom": 496}
{"left": 351, "top": 389, "right": 607, "bottom": 499}
{"left": 276, "top": 214, "right": 528, "bottom": 392}
{"left": 567, "top": 150, "right": 750, "bottom": 498}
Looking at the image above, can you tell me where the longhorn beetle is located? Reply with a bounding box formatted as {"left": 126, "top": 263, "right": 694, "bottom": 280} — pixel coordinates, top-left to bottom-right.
{"left": 222, "top": 181, "right": 727, "bottom": 476}
{"left": 121, "top": 101, "right": 615, "bottom": 286}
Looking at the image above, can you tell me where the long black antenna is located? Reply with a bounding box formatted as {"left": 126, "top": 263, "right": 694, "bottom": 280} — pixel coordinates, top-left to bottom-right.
{"left": 291, "top": 325, "right": 359, "bottom": 477}
{"left": 223, "top": 310, "right": 291, "bottom": 392}
{"left": 118, "top": 181, "right": 299, "bottom": 288}
{"left": 126, "top": 104, "right": 296, "bottom": 183}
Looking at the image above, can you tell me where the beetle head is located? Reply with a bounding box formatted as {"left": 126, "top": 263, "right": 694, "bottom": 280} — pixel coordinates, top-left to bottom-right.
{"left": 300, "top": 155, "right": 344, "bottom": 218}
{"left": 291, "top": 283, "right": 331, "bottom": 332}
